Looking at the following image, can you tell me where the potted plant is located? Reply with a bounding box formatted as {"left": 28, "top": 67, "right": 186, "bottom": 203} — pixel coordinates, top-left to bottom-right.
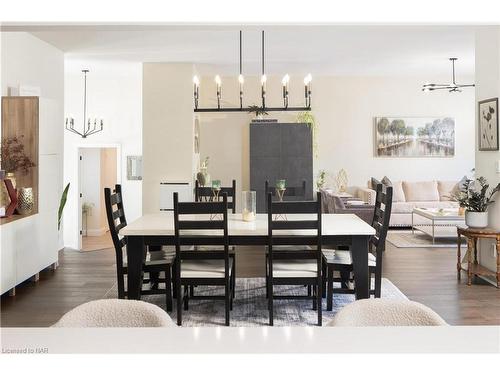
{"left": 196, "top": 156, "right": 210, "bottom": 186}
{"left": 450, "top": 176, "right": 500, "bottom": 228}
{"left": 296, "top": 111, "right": 318, "bottom": 158}
{"left": 248, "top": 105, "right": 269, "bottom": 120}
{"left": 316, "top": 169, "right": 328, "bottom": 190}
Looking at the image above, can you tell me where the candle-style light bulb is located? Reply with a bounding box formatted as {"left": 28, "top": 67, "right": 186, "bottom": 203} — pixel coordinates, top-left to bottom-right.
{"left": 238, "top": 74, "right": 244, "bottom": 108}
{"left": 282, "top": 74, "right": 290, "bottom": 86}
{"left": 282, "top": 74, "right": 290, "bottom": 108}
{"left": 193, "top": 75, "right": 200, "bottom": 109}
{"left": 215, "top": 75, "right": 222, "bottom": 109}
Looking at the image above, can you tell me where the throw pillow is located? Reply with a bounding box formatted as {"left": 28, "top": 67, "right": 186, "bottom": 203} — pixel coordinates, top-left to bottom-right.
{"left": 403, "top": 181, "right": 440, "bottom": 202}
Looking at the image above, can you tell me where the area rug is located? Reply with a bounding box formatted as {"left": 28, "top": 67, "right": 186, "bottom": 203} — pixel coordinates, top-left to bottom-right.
{"left": 387, "top": 230, "right": 463, "bottom": 248}
{"left": 104, "top": 277, "right": 407, "bottom": 326}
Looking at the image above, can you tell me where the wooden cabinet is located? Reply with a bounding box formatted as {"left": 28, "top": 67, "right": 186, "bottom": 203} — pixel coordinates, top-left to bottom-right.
{"left": 1, "top": 96, "right": 59, "bottom": 295}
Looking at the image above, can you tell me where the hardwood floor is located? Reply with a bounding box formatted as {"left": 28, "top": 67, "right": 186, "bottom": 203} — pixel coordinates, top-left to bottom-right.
{"left": 82, "top": 232, "right": 113, "bottom": 251}
{"left": 1, "top": 242, "right": 499, "bottom": 327}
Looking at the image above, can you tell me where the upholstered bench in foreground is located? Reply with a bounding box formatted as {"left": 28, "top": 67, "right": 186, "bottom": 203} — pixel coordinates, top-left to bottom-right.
{"left": 52, "top": 299, "right": 175, "bottom": 328}
{"left": 327, "top": 299, "right": 448, "bottom": 326}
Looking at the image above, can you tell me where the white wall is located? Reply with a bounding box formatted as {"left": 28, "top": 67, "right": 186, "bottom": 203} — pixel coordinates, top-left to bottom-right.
{"left": 142, "top": 63, "right": 195, "bottom": 214}
{"left": 0, "top": 32, "right": 64, "bottom": 292}
{"left": 63, "top": 59, "right": 142, "bottom": 249}
{"left": 198, "top": 75, "right": 475, "bottom": 209}
{"left": 475, "top": 27, "right": 500, "bottom": 273}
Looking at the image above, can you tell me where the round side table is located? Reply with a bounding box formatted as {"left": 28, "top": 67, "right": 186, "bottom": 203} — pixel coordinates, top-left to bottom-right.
{"left": 457, "top": 225, "right": 500, "bottom": 288}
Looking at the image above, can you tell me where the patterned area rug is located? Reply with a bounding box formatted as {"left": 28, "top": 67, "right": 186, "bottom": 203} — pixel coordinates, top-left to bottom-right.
{"left": 105, "top": 277, "right": 407, "bottom": 326}
{"left": 387, "top": 231, "right": 463, "bottom": 248}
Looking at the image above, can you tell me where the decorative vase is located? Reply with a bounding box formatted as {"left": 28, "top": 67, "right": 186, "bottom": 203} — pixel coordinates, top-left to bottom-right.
{"left": 196, "top": 167, "right": 210, "bottom": 187}
{"left": 242, "top": 191, "right": 256, "bottom": 222}
{"left": 17, "top": 187, "right": 34, "bottom": 215}
{"left": 465, "top": 211, "right": 488, "bottom": 228}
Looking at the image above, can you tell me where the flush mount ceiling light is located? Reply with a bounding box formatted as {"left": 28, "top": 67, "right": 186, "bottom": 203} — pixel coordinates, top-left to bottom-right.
{"left": 422, "top": 58, "right": 475, "bottom": 93}
{"left": 65, "top": 69, "right": 103, "bottom": 138}
{"left": 193, "top": 30, "right": 312, "bottom": 113}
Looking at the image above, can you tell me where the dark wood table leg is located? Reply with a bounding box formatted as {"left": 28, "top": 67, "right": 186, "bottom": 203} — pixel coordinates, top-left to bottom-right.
{"left": 126, "top": 235, "right": 145, "bottom": 300}
{"left": 351, "top": 235, "right": 370, "bottom": 299}
{"left": 457, "top": 233, "right": 461, "bottom": 280}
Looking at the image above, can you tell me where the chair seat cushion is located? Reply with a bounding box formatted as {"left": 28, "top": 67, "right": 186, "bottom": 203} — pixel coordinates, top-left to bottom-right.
{"left": 123, "top": 248, "right": 175, "bottom": 268}
{"left": 272, "top": 259, "right": 318, "bottom": 278}
{"left": 181, "top": 258, "right": 234, "bottom": 278}
{"left": 322, "top": 249, "right": 376, "bottom": 267}
{"left": 267, "top": 245, "right": 313, "bottom": 252}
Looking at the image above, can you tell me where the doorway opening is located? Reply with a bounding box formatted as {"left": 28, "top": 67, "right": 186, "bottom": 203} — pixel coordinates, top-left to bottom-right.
{"left": 78, "top": 147, "right": 118, "bottom": 251}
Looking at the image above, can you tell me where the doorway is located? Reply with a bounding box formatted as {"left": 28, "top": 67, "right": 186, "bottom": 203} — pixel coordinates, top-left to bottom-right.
{"left": 78, "top": 147, "right": 118, "bottom": 251}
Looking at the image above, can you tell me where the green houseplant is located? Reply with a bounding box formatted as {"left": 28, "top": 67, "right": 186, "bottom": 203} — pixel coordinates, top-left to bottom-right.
{"left": 450, "top": 177, "right": 500, "bottom": 228}
{"left": 58, "top": 183, "right": 70, "bottom": 231}
{"left": 247, "top": 105, "right": 269, "bottom": 119}
{"left": 296, "top": 111, "right": 318, "bottom": 158}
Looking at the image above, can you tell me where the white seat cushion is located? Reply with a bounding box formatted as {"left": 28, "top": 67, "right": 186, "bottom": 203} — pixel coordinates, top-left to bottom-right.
{"left": 322, "top": 249, "right": 376, "bottom": 267}
{"left": 181, "top": 258, "right": 233, "bottom": 278}
{"left": 271, "top": 259, "right": 318, "bottom": 278}
{"left": 392, "top": 200, "right": 458, "bottom": 214}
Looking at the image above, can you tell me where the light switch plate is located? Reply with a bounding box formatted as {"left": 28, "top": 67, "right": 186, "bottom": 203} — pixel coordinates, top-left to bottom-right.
{"left": 497, "top": 160, "right": 500, "bottom": 173}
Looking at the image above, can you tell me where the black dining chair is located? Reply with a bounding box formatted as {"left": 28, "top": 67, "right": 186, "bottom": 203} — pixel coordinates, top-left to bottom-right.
{"left": 266, "top": 191, "right": 323, "bottom": 326}
{"left": 173, "top": 192, "right": 235, "bottom": 326}
{"left": 195, "top": 179, "right": 236, "bottom": 213}
{"left": 104, "top": 185, "right": 175, "bottom": 311}
{"left": 322, "top": 178, "right": 393, "bottom": 310}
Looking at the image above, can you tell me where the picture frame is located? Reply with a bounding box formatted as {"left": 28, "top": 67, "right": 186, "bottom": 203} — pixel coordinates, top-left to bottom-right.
{"left": 374, "top": 116, "right": 455, "bottom": 157}
{"left": 478, "top": 98, "right": 499, "bottom": 151}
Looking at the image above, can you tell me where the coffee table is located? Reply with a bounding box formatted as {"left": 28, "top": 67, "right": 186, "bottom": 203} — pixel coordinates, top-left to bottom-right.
{"left": 412, "top": 207, "right": 465, "bottom": 244}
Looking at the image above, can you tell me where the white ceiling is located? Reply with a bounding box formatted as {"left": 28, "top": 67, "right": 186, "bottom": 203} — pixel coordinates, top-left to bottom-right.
{"left": 4, "top": 24, "right": 476, "bottom": 76}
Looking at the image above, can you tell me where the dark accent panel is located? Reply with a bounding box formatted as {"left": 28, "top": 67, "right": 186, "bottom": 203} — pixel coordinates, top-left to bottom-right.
{"left": 250, "top": 122, "right": 313, "bottom": 212}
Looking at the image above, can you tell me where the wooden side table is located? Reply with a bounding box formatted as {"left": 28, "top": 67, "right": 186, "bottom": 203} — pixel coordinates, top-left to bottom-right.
{"left": 457, "top": 226, "right": 500, "bottom": 288}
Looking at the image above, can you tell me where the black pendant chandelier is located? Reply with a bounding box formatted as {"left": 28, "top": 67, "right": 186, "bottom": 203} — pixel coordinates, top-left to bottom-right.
{"left": 65, "top": 69, "right": 103, "bottom": 138}
{"left": 193, "top": 31, "right": 312, "bottom": 113}
{"left": 422, "top": 58, "right": 475, "bottom": 93}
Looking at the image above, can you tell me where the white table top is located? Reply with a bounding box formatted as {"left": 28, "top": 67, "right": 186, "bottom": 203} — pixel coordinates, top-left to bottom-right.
{"left": 413, "top": 207, "right": 465, "bottom": 221}
{"left": 121, "top": 213, "right": 375, "bottom": 237}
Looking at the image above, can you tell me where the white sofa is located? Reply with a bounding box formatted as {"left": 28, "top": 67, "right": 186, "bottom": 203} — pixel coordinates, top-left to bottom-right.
{"left": 351, "top": 179, "right": 460, "bottom": 227}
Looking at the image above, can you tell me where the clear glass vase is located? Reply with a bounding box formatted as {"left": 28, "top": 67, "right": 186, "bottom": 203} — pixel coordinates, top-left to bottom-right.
{"left": 242, "top": 191, "right": 256, "bottom": 222}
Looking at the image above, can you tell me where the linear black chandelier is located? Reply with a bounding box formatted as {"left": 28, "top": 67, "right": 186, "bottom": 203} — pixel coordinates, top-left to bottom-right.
{"left": 422, "top": 58, "right": 475, "bottom": 93}
{"left": 65, "top": 69, "right": 103, "bottom": 138}
{"left": 193, "top": 31, "right": 312, "bottom": 113}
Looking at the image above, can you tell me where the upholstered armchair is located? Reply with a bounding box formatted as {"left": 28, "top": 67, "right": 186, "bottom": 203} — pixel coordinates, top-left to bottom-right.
{"left": 320, "top": 188, "right": 375, "bottom": 224}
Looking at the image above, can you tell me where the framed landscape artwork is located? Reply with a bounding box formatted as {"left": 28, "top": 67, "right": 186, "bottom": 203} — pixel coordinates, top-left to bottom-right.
{"left": 374, "top": 117, "right": 455, "bottom": 157}
{"left": 478, "top": 98, "right": 499, "bottom": 151}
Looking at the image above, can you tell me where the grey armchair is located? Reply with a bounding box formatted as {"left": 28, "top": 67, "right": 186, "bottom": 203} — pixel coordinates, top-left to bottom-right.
{"left": 320, "top": 189, "right": 374, "bottom": 224}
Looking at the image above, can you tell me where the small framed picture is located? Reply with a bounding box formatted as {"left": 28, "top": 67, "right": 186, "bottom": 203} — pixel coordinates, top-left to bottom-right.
{"left": 478, "top": 98, "right": 499, "bottom": 151}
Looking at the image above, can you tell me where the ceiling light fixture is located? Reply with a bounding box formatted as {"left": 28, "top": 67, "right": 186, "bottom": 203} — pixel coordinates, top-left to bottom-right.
{"left": 193, "top": 30, "right": 312, "bottom": 113}
{"left": 422, "top": 58, "right": 474, "bottom": 93}
{"left": 65, "top": 69, "right": 103, "bottom": 138}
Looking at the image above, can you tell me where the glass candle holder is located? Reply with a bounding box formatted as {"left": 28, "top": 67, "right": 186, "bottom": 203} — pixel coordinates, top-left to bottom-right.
{"left": 242, "top": 191, "right": 256, "bottom": 222}
{"left": 276, "top": 179, "right": 286, "bottom": 190}
{"left": 211, "top": 179, "right": 221, "bottom": 190}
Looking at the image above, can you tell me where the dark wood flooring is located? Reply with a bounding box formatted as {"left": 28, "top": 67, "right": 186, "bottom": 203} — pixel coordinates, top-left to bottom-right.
{"left": 1, "top": 242, "right": 499, "bottom": 326}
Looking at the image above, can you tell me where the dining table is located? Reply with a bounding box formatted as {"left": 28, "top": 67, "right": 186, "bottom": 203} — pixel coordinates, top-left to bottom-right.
{"left": 120, "top": 212, "right": 376, "bottom": 301}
